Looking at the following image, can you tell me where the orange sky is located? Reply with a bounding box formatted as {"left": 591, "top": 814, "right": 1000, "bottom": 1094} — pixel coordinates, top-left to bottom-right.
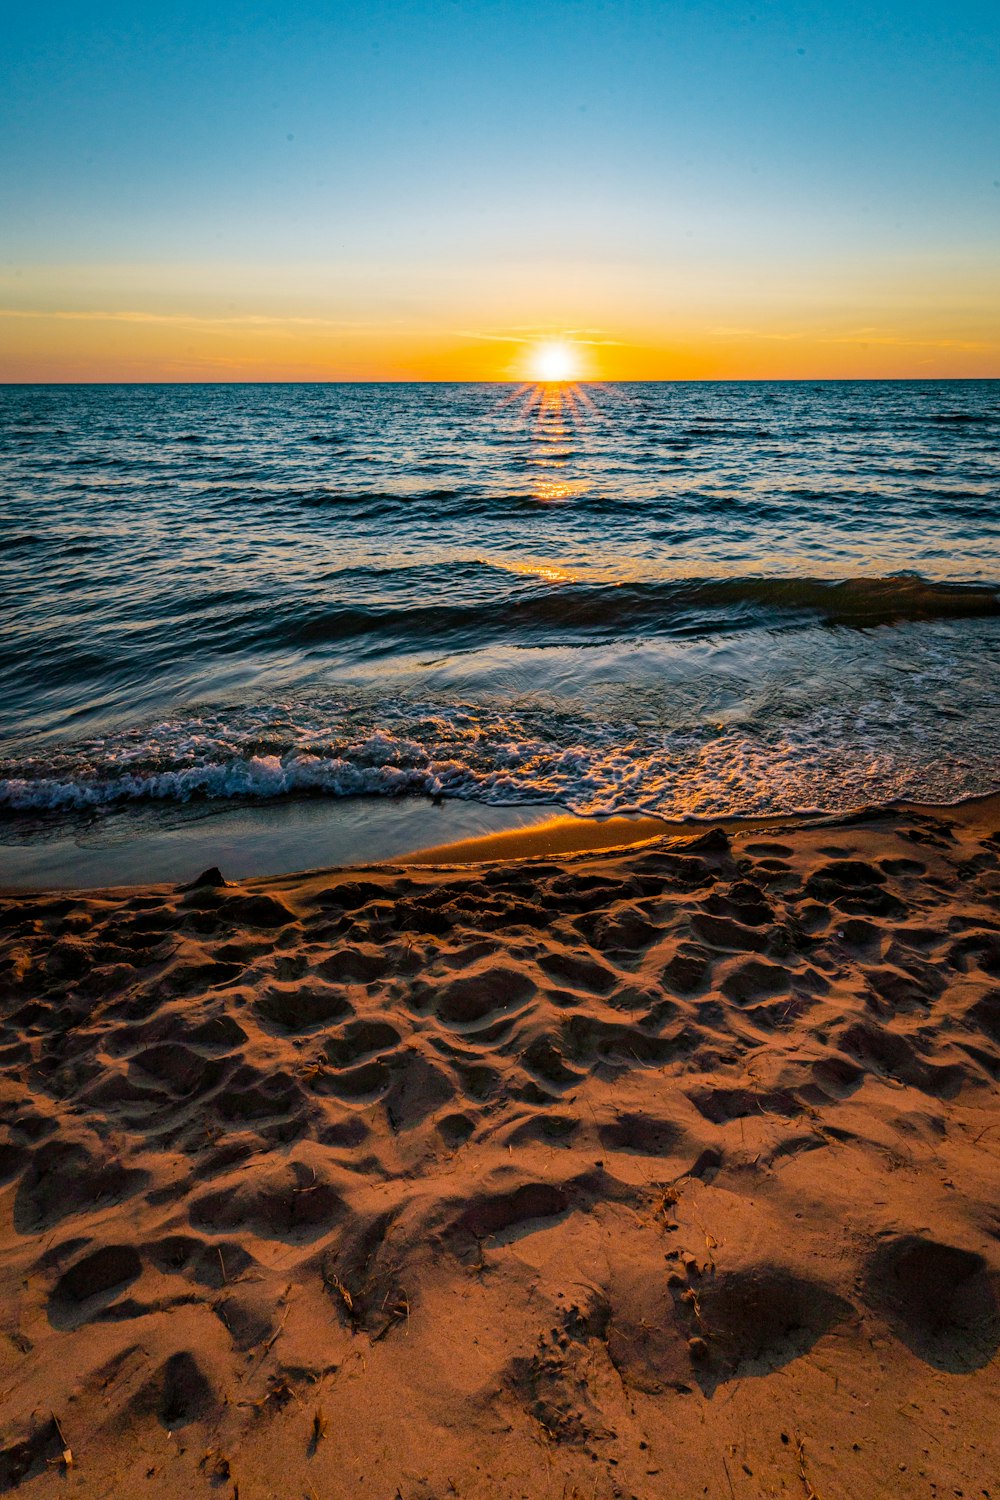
{"left": 1, "top": 255, "right": 997, "bottom": 383}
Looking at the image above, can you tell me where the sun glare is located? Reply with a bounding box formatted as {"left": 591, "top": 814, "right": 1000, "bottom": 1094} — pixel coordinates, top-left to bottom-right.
{"left": 530, "top": 340, "right": 580, "bottom": 383}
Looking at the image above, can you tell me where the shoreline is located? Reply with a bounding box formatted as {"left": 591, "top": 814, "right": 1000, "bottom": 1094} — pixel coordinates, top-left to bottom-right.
{"left": 5, "top": 788, "right": 1000, "bottom": 897}
{"left": 0, "top": 795, "right": 567, "bottom": 895}
{"left": 401, "top": 790, "right": 1000, "bottom": 867}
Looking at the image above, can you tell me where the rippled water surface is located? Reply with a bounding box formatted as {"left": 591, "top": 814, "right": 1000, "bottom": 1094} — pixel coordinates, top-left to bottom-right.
{"left": 2, "top": 380, "right": 999, "bottom": 844}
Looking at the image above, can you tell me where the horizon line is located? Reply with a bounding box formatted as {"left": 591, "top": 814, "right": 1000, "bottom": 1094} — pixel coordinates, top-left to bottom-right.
{"left": 2, "top": 375, "right": 998, "bottom": 388}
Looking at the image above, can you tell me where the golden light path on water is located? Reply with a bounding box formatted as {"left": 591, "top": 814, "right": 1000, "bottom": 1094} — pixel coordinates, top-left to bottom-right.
{"left": 496, "top": 377, "right": 604, "bottom": 504}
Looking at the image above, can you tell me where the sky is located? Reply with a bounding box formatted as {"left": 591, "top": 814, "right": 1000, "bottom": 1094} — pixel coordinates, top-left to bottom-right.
{"left": 1, "top": 0, "right": 998, "bottom": 381}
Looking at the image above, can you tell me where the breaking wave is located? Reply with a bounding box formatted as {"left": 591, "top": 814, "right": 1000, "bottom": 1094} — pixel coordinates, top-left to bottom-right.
{"left": 4, "top": 684, "right": 1000, "bottom": 821}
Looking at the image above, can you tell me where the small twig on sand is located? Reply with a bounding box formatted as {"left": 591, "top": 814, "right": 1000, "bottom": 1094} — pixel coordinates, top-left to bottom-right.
{"left": 795, "top": 1431, "right": 821, "bottom": 1499}
{"left": 261, "top": 1298, "right": 291, "bottom": 1356}
{"left": 245, "top": 1286, "right": 292, "bottom": 1376}
{"left": 50, "top": 1413, "right": 72, "bottom": 1472}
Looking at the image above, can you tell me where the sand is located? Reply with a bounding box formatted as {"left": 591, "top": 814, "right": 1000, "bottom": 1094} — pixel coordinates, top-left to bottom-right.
{"left": 1, "top": 798, "right": 999, "bottom": 1498}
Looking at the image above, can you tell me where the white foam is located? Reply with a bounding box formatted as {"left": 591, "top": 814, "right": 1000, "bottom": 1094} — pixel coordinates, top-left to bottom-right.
{"left": 2, "top": 697, "right": 999, "bottom": 821}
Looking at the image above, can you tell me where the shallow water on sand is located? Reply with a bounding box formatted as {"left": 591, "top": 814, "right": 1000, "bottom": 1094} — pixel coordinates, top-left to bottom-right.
{"left": 2, "top": 379, "right": 999, "bottom": 880}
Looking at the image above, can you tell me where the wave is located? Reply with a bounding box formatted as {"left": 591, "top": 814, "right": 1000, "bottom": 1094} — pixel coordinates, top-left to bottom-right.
{"left": 4, "top": 570, "right": 996, "bottom": 691}
{"left": 665, "top": 574, "right": 1000, "bottom": 625}
{"left": 3, "top": 676, "right": 1000, "bottom": 821}
{"left": 930, "top": 412, "right": 994, "bottom": 425}
{"left": 0, "top": 748, "right": 447, "bottom": 813}
{"left": 2, "top": 533, "right": 44, "bottom": 551}
{"left": 265, "top": 573, "right": 1000, "bottom": 654}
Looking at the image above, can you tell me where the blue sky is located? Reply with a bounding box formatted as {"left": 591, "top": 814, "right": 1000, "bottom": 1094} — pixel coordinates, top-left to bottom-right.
{"left": 1, "top": 1, "right": 997, "bottom": 377}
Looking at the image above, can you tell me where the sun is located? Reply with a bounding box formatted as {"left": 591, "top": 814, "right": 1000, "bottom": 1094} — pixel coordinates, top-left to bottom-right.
{"left": 530, "top": 340, "right": 581, "bottom": 383}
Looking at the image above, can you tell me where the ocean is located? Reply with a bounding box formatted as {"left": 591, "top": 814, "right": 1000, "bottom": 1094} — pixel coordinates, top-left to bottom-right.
{"left": 2, "top": 379, "right": 999, "bottom": 884}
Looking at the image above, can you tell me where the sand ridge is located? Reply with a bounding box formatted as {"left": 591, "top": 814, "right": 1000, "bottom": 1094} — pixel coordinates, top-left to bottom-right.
{"left": 1, "top": 804, "right": 999, "bottom": 1497}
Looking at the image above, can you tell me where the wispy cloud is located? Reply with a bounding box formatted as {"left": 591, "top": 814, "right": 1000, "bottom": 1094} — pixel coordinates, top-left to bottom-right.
{"left": 0, "top": 308, "right": 408, "bottom": 332}
{"left": 823, "top": 329, "right": 991, "bottom": 352}
{"left": 0, "top": 308, "right": 634, "bottom": 351}
{"left": 709, "top": 323, "right": 991, "bottom": 352}
{"left": 455, "top": 326, "right": 625, "bottom": 347}
{"left": 708, "top": 327, "right": 803, "bottom": 342}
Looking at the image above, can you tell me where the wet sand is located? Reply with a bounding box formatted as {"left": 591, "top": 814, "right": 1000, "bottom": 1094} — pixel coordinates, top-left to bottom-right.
{"left": 1, "top": 797, "right": 999, "bottom": 1497}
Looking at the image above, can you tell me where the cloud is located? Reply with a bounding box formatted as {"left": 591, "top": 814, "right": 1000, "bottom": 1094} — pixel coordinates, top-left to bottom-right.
{"left": 455, "top": 326, "right": 624, "bottom": 347}
{"left": 0, "top": 308, "right": 408, "bottom": 332}
{"left": 709, "top": 323, "right": 990, "bottom": 352}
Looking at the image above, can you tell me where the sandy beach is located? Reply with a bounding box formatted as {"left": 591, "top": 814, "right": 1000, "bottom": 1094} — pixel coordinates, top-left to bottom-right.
{"left": 2, "top": 798, "right": 999, "bottom": 1499}
{"left": 5, "top": 0, "right": 1000, "bottom": 1488}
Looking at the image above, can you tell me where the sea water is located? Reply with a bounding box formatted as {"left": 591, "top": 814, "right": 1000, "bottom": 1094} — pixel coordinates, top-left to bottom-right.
{"left": 2, "top": 380, "right": 998, "bottom": 881}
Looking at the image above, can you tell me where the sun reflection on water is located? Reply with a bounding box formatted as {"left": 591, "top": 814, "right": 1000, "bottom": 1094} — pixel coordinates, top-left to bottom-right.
{"left": 496, "top": 378, "right": 603, "bottom": 503}
{"left": 487, "top": 557, "right": 585, "bottom": 585}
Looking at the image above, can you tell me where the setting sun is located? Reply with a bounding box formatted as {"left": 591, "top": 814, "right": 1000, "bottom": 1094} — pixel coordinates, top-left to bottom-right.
{"left": 529, "top": 340, "right": 581, "bottom": 383}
